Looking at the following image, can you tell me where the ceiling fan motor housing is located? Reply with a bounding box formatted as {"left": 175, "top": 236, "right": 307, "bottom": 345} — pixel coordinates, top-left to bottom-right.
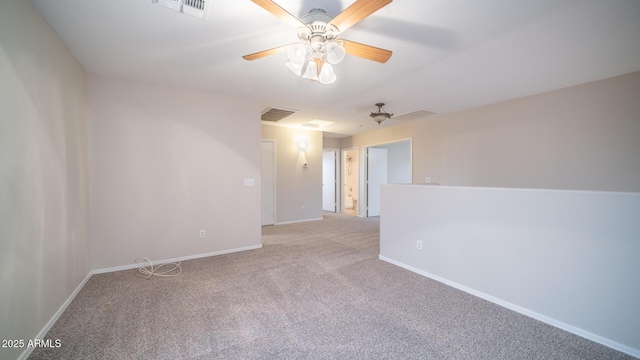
{"left": 298, "top": 8, "right": 338, "bottom": 44}
{"left": 309, "top": 35, "right": 325, "bottom": 52}
{"left": 301, "top": 8, "right": 333, "bottom": 26}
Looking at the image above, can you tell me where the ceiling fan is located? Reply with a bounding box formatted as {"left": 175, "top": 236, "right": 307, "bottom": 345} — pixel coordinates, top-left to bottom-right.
{"left": 243, "top": 0, "right": 393, "bottom": 84}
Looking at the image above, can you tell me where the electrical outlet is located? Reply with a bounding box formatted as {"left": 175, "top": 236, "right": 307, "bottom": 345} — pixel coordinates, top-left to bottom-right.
{"left": 416, "top": 240, "right": 423, "bottom": 251}
{"left": 199, "top": 230, "right": 206, "bottom": 239}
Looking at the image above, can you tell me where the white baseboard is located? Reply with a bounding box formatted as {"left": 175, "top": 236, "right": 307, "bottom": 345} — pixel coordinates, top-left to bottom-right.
{"left": 92, "top": 245, "right": 263, "bottom": 274}
{"left": 378, "top": 255, "right": 640, "bottom": 359}
{"left": 275, "top": 217, "right": 323, "bottom": 225}
{"left": 17, "top": 272, "right": 93, "bottom": 360}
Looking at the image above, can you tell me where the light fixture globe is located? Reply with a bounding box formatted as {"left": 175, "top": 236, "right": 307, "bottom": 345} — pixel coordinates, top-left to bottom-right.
{"left": 325, "top": 42, "right": 346, "bottom": 64}
{"left": 287, "top": 43, "right": 307, "bottom": 65}
{"left": 302, "top": 61, "right": 319, "bottom": 81}
{"left": 318, "top": 63, "right": 336, "bottom": 84}
{"left": 370, "top": 103, "right": 393, "bottom": 125}
{"left": 286, "top": 61, "right": 303, "bottom": 76}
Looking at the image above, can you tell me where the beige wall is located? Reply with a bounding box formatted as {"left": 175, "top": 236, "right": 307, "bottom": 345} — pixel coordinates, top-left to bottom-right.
{"left": 322, "top": 136, "right": 341, "bottom": 149}
{"left": 88, "top": 74, "right": 262, "bottom": 269}
{"left": 261, "top": 125, "right": 323, "bottom": 223}
{"left": 1, "top": 2, "right": 637, "bottom": 355}
{"left": 347, "top": 71, "right": 640, "bottom": 193}
{"left": 0, "top": 1, "right": 90, "bottom": 359}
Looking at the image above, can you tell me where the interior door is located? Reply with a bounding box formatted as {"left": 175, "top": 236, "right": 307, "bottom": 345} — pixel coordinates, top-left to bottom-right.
{"left": 322, "top": 150, "right": 337, "bottom": 212}
{"left": 261, "top": 141, "right": 275, "bottom": 225}
{"left": 366, "top": 147, "right": 388, "bottom": 217}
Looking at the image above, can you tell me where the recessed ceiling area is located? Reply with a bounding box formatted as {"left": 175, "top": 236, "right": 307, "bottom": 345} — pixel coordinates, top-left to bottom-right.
{"left": 31, "top": 0, "right": 640, "bottom": 137}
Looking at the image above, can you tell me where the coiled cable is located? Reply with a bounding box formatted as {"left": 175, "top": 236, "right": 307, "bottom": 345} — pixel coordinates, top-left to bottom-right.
{"left": 135, "top": 257, "right": 182, "bottom": 279}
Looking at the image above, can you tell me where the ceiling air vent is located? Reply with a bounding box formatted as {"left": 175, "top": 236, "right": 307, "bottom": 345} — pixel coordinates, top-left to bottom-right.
{"left": 261, "top": 107, "right": 297, "bottom": 122}
{"left": 152, "top": 0, "right": 208, "bottom": 19}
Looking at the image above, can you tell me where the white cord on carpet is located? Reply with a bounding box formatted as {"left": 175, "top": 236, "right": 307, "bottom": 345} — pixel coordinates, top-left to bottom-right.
{"left": 135, "top": 257, "right": 182, "bottom": 279}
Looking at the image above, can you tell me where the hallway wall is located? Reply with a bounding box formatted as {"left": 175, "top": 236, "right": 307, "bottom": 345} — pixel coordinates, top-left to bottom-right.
{"left": 262, "top": 125, "right": 323, "bottom": 224}
{"left": 88, "top": 74, "right": 262, "bottom": 269}
{"left": 0, "top": 2, "right": 90, "bottom": 359}
{"left": 344, "top": 72, "right": 640, "bottom": 193}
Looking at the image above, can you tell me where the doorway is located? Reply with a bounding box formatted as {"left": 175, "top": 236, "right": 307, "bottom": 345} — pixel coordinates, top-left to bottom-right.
{"left": 366, "top": 147, "right": 388, "bottom": 217}
{"left": 322, "top": 149, "right": 338, "bottom": 212}
{"left": 261, "top": 140, "right": 275, "bottom": 225}
{"left": 363, "top": 139, "right": 412, "bottom": 217}
{"left": 342, "top": 148, "right": 359, "bottom": 216}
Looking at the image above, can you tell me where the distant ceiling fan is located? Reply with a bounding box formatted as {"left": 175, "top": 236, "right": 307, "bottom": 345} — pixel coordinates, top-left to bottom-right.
{"left": 243, "top": 0, "right": 393, "bottom": 84}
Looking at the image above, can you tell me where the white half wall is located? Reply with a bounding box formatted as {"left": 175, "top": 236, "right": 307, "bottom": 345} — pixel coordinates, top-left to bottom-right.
{"left": 380, "top": 184, "right": 640, "bottom": 357}
{"left": 88, "top": 74, "right": 262, "bottom": 269}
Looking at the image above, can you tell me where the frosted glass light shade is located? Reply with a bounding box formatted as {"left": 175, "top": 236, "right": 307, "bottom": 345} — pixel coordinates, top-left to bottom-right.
{"left": 318, "top": 63, "right": 336, "bottom": 84}
{"left": 286, "top": 61, "right": 303, "bottom": 76}
{"left": 302, "top": 61, "right": 318, "bottom": 81}
{"left": 287, "top": 44, "right": 307, "bottom": 65}
{"left": 325, "top": 42, "right": 346, "bottom": 64}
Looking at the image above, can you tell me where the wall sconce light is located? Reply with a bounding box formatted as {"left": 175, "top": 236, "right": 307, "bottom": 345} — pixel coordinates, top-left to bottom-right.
{"left": 296, "top": 136, "right": 308, "bottom": 168}
{"left": 297, "top": 139, "right": 308, "bottom": 152}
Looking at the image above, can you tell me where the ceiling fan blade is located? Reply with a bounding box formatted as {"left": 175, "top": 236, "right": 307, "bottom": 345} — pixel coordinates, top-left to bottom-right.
{"left": 328, "top": 0, "right": 392, "bottom": 33}
{"left": 342, "top": 40, "right": 392, "bottom": 63}
{"left": 242, "top": 44, "right": 293, "bottom": 61}
{"left": 251, "top": 0, "right": 306, "bottom": 28}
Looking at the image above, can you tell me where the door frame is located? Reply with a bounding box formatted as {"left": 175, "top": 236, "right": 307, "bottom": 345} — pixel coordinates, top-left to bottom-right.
{"left": 365, "top": 147, "right": 388, "bottom": 217}
{"left": 322, "top": 148, "right": 340, "bottom": 212}
{"left": 361, "top": 137, "right": 413, "bottom": 218}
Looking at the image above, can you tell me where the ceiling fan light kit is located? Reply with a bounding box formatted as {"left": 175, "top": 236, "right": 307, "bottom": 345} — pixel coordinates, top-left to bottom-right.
{"left": 244, "top": 0, "right": 393, "bottom": 85}
{"left": 285, "top": 37, "right": 342, "bottom": 84}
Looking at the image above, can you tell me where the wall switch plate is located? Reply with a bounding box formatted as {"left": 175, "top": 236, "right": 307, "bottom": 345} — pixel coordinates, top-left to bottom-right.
{"left": 416, "top": 240, "right": 423, "bottom": 251}
{"left": 244, "top": 178, "right": 255, "bottom": 186}
{"left": 426, "top": 177, "right": 432, "bottom": 183}
{"left": 199, "top": 230, "right": 206, "bottom": 238}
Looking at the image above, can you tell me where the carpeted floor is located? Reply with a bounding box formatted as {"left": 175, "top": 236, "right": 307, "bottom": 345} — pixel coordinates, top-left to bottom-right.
{"left": 29, "top": 213, "right": 634, "bottom": 359}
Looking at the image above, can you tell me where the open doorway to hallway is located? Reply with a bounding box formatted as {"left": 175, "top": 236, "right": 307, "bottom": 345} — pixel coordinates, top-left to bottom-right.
{"left": 322, "top": 149, "right": 338, "bottom": 213}
{"left": 363, "top": 138, "right": 412, "bottom": 217}
{"left": 343, "top": 148, "right": 359, "bottom": 216}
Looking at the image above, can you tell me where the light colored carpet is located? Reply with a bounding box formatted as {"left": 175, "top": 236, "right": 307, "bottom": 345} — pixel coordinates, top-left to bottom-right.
{"left": 29, "top": 213, "right": 633, "bottom": 359}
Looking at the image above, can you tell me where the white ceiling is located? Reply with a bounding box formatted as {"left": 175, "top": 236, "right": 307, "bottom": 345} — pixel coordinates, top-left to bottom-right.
{"left": 31, "top": 0, "right": 640, "bottom": 137}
